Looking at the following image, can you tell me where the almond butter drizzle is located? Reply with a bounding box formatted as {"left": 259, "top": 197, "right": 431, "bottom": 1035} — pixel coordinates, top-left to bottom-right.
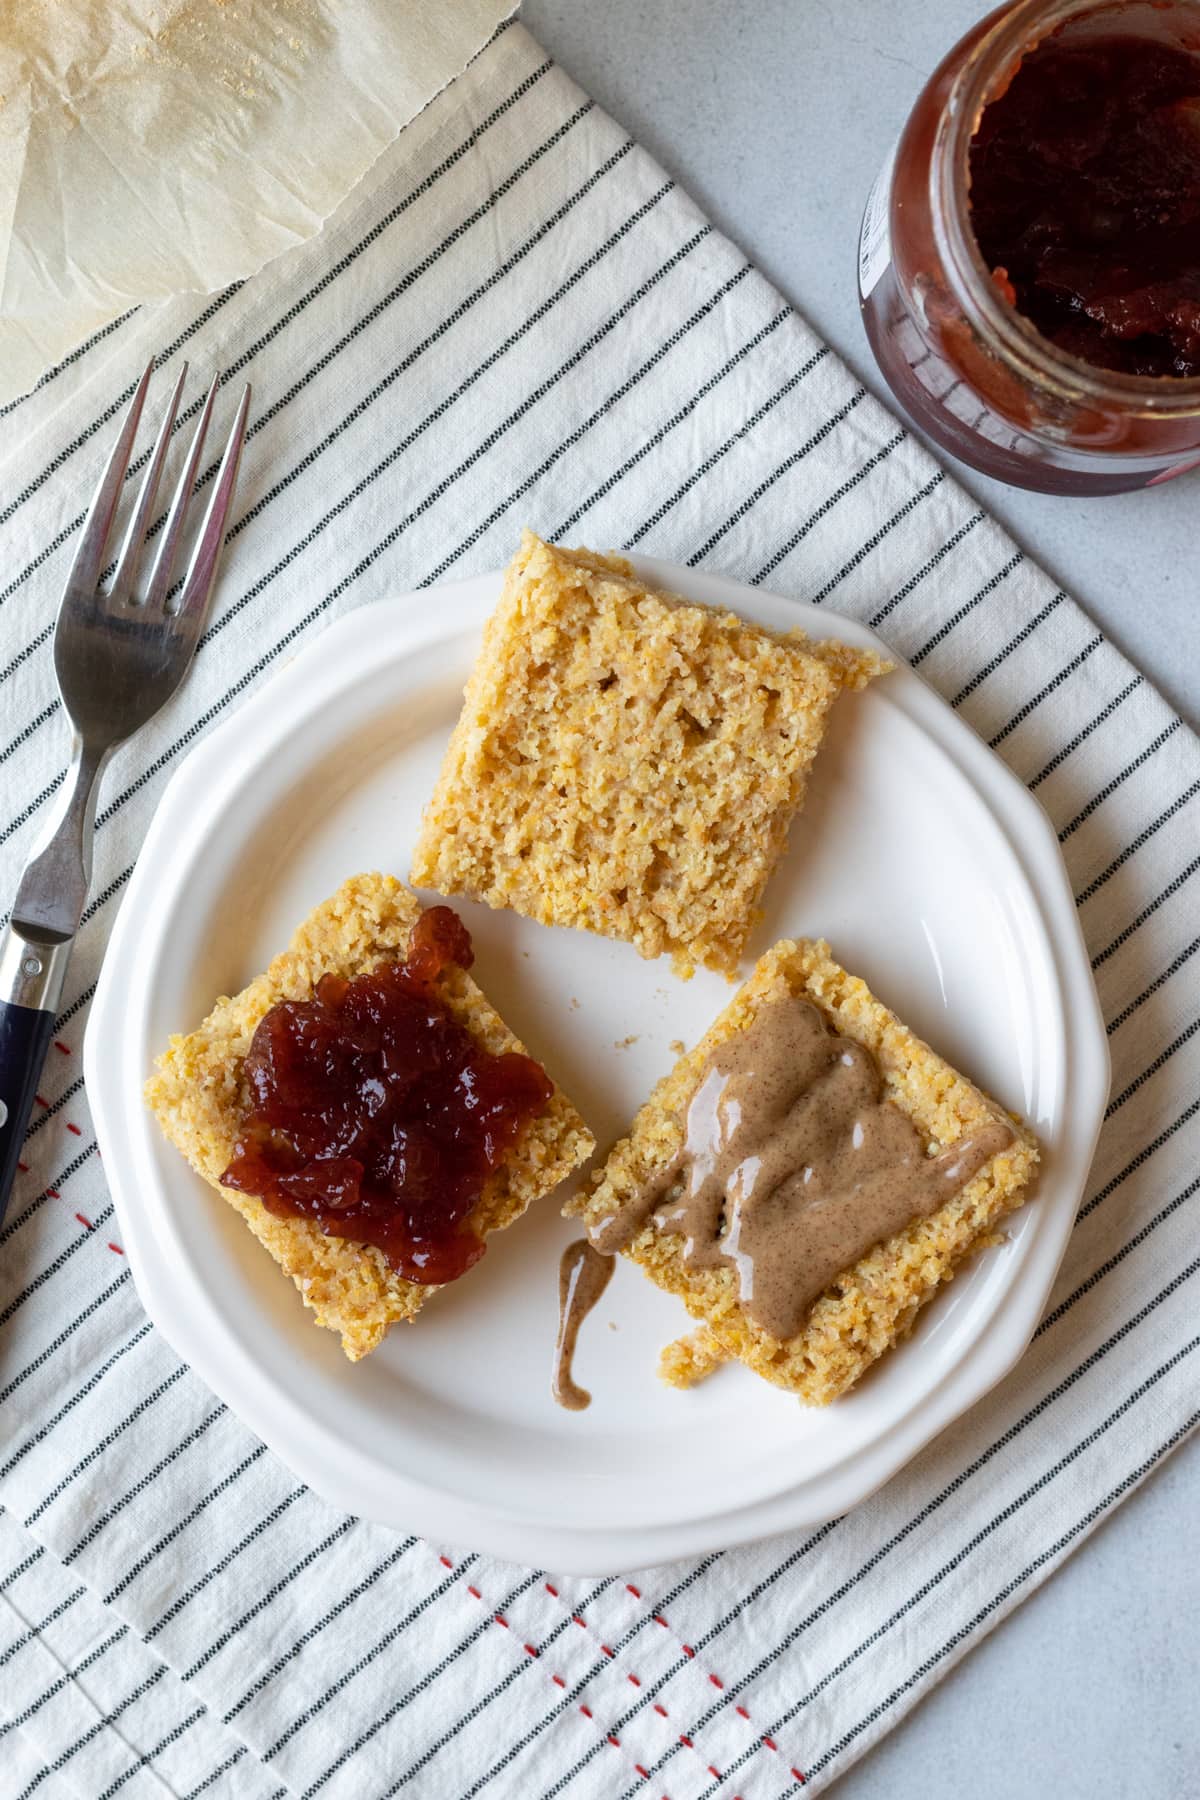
{"left": 552, "top": 1236, "right": 614, "bottom": 1411}
{"left": 592, "top": 998, "right": 1012, "bottom": 1341}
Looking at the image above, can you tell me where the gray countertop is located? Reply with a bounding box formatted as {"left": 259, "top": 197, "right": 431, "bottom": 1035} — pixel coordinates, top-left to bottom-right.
{"left": 523, "top": 2, "right": 1199, "bottom": 1794}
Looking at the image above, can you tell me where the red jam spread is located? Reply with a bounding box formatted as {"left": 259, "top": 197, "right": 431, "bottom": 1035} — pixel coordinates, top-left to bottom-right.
{"left": 220, "top": 907, "right": 554, "bottom": 1285}
{"left": 969, "top": 32, "right": 1200, "bottom": 377}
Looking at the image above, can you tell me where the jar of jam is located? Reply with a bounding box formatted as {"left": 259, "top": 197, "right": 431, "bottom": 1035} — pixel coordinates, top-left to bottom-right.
{"left": 859, "top": 0, "right": 1200, "bottom": 494}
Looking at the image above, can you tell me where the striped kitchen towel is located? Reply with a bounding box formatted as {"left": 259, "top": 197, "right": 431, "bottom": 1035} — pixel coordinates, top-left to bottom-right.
{"left": 0, "top": 20, "right": 1196, "bottom": 1799}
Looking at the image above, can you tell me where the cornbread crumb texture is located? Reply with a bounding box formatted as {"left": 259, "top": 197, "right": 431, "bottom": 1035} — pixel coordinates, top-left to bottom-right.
{"left": 411, "top": 532, "right": 890, "bottom": 979}
{"left": 659, "top": 1325, "right": 731, "bottom": 1389}
{"left": 145, "top": 873, "right": 594, "bottom": 1361}
{"left": 568, "top": 938, "right": 1039, "bottom": 1406}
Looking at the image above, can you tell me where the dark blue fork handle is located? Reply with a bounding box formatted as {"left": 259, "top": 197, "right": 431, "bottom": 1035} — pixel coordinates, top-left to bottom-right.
{"left": 0, "top": 998, "right": 57, "bottom": 1228}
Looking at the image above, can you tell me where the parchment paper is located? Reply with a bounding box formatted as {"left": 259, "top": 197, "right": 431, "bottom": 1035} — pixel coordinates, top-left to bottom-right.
{"left": 0, "top": 0, "right": 515, "bottom": 401}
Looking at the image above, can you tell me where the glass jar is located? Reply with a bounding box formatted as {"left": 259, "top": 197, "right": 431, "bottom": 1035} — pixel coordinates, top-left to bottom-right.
{"left": 859, "top": 0, "right": 1200, "bottom": 495}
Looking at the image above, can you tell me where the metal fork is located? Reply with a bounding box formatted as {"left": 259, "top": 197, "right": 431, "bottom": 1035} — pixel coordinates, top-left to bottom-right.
{"left": 0, "top": 360, "right": 251, "bottom": 1222}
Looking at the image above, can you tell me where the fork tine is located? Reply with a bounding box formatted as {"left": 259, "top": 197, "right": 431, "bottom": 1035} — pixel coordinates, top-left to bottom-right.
{"left": 171, "top": 382, "right": 251, "bottom": 628}
{"left": 107, "top": 362, "right": 188, "bottom": 607}
{"left": 143, "top": 374, "right": 219, "bottom": 611}
{"left": 65, "top": 359, "right": 154, "bottom": 595}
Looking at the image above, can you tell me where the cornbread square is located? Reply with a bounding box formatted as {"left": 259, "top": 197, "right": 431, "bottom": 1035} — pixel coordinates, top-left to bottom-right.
{"left": 566, "top": 939, "right": 1039, "bottom": 1405}
{"left": 146, "top": 873, "right": 594, "bottom": 1360}
{"left": 411, "top": 532, "right": 889, "bottom": 979}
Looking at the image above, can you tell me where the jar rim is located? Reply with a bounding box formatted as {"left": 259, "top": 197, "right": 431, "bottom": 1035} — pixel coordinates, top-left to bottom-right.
{"left": 931, "top": 0, "right": 1200, "bottom": 418}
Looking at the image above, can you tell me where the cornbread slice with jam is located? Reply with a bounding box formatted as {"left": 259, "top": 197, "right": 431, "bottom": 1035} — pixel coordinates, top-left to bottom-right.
{"left": 146, "top": 873, "right": 593, "bottom": 1360}
{"left": 566, "top": 939, "right": 1038, "bottom": 1405}
{"left": 411, "top": 532, "right": 889, "bottom": 979}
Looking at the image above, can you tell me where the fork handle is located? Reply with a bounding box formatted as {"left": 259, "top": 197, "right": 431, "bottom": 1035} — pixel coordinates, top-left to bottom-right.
{"left": 0, "top": 926, "right": 73, "bottom": 1229}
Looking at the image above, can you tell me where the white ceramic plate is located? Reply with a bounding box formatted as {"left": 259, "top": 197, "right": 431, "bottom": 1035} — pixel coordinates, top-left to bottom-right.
{"left": 85, "top": 558, "right": 1109, "bottom": 1574}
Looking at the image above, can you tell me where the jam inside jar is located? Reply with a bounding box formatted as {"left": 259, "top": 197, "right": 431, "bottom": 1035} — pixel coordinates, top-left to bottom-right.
{"left": 970, "top": 33, "right": 1200, "bottom": 378}
{"left": 220, "top": 906, "right": 555, "bottom": 1285}
{"left": 859, "top": 0, "right": 1200, "bottom": 494}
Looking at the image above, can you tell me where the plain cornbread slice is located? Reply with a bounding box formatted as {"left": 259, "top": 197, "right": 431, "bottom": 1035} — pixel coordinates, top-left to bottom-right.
{"left": 565, "top": 938, "right": 1039, "bottom": 1405}
{"left": 145, "top": 873, "right": 594, "bottom": 1360}
{"left": 411, "top": 532, "right": 889, "bottom": 979}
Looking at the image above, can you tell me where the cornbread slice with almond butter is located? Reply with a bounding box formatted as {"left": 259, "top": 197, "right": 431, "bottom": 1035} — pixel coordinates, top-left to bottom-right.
{"left": 566, "top": 938, "right": 1038, "bottom": 1405}
{"left": 146, "top": 873, "right": 593, "bottom": 1360}
{"left": 411, "top": 532, "right": 889, "bottom": 979}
